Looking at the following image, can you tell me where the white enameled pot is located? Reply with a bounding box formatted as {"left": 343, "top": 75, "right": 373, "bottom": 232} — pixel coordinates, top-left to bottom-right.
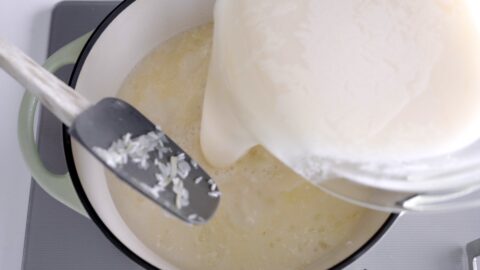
{"left": 18, "top": 1, "right": 396, "bottom": 269}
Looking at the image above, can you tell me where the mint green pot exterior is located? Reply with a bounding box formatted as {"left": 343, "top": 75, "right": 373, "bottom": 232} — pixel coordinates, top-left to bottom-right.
{"left": 17, "top": 32, "right": 92, "bottom": 217}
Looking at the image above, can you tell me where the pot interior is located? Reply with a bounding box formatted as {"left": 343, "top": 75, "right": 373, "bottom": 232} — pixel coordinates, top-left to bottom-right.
{"left": 70, "top": 0, "right": 392, "bottom": 269}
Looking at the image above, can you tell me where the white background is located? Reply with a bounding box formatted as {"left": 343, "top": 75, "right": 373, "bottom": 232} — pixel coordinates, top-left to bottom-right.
{"left": 0, "top": 1, "right": 99, "bottom": 269}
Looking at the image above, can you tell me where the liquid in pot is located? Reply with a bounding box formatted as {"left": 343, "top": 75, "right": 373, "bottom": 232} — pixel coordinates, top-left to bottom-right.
{"left": 107, "top": 24, "right": 386, "bottom": 270}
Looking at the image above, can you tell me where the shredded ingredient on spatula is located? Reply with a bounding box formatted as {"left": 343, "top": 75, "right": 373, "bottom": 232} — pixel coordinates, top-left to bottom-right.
{"left": 92, "top": 127, "right": 193, "bottom": 209}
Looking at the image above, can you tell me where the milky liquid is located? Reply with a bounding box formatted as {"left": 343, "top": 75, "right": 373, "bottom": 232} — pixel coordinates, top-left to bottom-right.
{"left": 201, "top": 0, "right": 480, "bottom": 176}
{"left": 108, "top": 25, "right": 388, "bottom": 270}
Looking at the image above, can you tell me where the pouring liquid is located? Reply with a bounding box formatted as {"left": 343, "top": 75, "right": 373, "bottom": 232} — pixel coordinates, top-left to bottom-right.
{"left": 201, "top": 0, "right": 480, "bottom": 180}
{"left": 108, "top": 24, "right": 388, "bottom": 270}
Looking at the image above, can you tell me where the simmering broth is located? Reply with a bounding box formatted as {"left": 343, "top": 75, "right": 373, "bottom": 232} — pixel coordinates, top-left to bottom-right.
{"left": 107, "top": 24, "right": 385, "bottom": 270}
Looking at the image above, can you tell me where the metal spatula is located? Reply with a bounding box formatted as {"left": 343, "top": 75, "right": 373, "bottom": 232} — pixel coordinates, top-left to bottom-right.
{"left": 0, "top": 39, "right": 220, "bottom": 224}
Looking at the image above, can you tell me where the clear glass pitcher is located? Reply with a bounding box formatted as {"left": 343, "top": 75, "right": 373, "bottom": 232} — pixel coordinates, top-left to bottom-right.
{"left": 204, "top": 0, "right": 480, "bottom": 213}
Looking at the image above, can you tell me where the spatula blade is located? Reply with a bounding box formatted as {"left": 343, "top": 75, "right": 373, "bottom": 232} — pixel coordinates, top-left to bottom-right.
{"left": 69, "top": 97, "right": 220, "bottom": 224}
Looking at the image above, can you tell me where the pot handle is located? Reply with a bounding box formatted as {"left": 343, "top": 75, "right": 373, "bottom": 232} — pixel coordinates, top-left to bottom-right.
{"left": 17, "top": 32, "right": 92, "bottom": 217}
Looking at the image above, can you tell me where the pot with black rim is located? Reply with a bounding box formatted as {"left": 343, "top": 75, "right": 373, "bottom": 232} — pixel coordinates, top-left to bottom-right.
{"left": 17, "top": 0, "right": 397, "bottom": 269}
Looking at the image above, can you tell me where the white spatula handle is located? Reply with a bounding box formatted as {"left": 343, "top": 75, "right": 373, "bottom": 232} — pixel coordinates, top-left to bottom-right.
{"left": 0, "top": 38, "right": 90, "bottom": 126}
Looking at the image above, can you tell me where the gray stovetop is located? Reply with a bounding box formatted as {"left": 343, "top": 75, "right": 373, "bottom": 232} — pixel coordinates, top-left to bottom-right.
{"left": 22, "top": 2, "right": 480, "bottom": 269}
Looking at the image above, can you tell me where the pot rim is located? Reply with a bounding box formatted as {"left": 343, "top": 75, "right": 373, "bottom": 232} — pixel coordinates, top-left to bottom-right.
{"left": 63, "top": 0, "right": 398, "bottom": 269}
